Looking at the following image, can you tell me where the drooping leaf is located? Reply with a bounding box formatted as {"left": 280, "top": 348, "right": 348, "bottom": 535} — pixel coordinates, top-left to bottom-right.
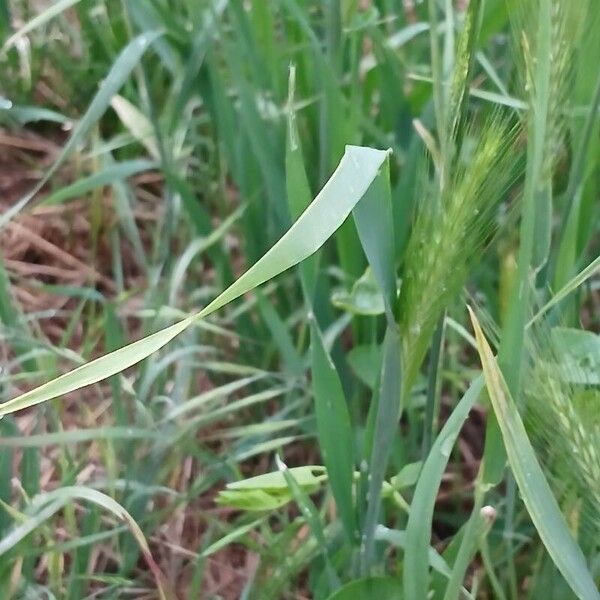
{"left": 0, "top": 146, "right": 390, "bottom": 416}
{"left": 469, "top": 307, "right": 600, "bottom": 600}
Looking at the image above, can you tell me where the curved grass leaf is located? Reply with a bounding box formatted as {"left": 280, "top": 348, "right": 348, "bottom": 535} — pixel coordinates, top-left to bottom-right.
{"left": 0, "top": 145, "right": 390, "bottom": 417}
{"left": 1, "top": 104, "right": 70, "bottom": 125}
{"left": 528, "top": 253, "right": 600, "bottom": 328}
{"left": 469, "top": 307, "right": 600, "bottom": 600}
{"left": 42, "top": 160, "right": 156, "bottom": 206}
{"left": 375, "top": 525, "right": 454, "bottom": 581}
{"left": 0, "top": 486, "right": 172, "bottom": 600}
{"left": 200, "top": 517, "right": 264, "bottom": 558}
{"left": 404, "top": 374, "right": 484, "bottom": 600}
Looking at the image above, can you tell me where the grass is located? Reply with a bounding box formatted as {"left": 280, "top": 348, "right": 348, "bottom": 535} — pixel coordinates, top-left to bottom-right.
{"left": 0, "top": 0, "right": 599, "bottom": 598}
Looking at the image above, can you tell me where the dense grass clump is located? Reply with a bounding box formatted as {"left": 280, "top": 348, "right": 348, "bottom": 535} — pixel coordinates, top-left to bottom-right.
{"left": 0, "top": 1, "right": 599, "bottom": 598}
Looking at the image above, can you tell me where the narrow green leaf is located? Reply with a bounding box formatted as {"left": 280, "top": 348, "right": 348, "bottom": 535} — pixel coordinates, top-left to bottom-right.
{"left": 353, "top": 160, "right": 397, "bottom": 323}
{"left": 1, "top": 104, "right": 70, "bottom": 125}
{"left": 200, "top": 518, "right": 264, "bottom": 558}
{"left": 442, "top": 498, "right": 492, "bottom": 600}
{"left": 0, "top": 427, "right": 160, "bottom": 447}
{"left": 469, "top": 307, "right": 600, "bottom": 600}
{"left": 310, "top": 320, "right": 356, "bottom": 540}
{"left": 42, "top": 160, "right": 156, "bottom": 206}
{"left": 256, "top": 291, "right": 304, "bottom": 376}
{"left": 286, "top": 63, "right": 318, "bottom": 298}
{"left": 0, "top": 146, "right": 390, "bottom": 416}
{"left": 375, "top": 526, "right": 454, "bottom": 580}
{"left": 361, "top": 325, "right": 402, "bottom": 573}
{"left": 404, "top": 375, "right": 484, "bottom": 600}
{"left": 1, "top": 486, "right": 172, "bottom": 600}
{"left": 528, "top": 253, "right": 600, "bottom": 327}
{"left": 285, "top": 64, "right": 313, "bottom": 222}
{"left": 0, "top": 498, "right": 66, "bottom": 557}
{"left": 276, "top": 455, "right": 340, "bottom": 590}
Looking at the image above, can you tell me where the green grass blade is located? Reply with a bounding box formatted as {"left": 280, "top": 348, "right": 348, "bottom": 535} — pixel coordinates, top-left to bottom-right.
{"left": 42, "top": 160, "right": 156, "bottom": 206}
{"left": 375, "top": 526, "right": 457, "bottom": 582}
{"left": 0, "top": 427, "right": 160, "bottom": 447}
{"left": 36, "top": 486, "right": 171, "bottom": 599}
{"left": 286, "top": 63, "right": 318, "bottom": 299}
{"left": 554, "top": 45, "right": 600, "bottom": 298}
{"left": 0, "top": 146, "right": 390, "bottom": 417}
{"left": 404, "top": 374, "right": 484, "bottom": 600}
{"left": 352, "top": 159, "right": 397, "bottom": 323}
{"left": 0, "top": 498, "right": 66, "bottom": 557}
{"left": 469, "top": 307, "right": 600, "bottom": 600}
{"left": 276, "top": 455, "right": 340, "bottom": 591}
{"left": 528, "top": 253, "right": 600, "bottom": 327}
{"left": 193, "top": 145, "right": 389, "bottom": 316}
{"left": 0, "top": 318, "right": 194, "bottom": 416}
{"left": 285, "top": 65, "right": 312, "bottom": 222}
{"left": 310, "top": 319, "right": 356, "bottom": 541}
{"left": 256, "top": 291, "right": 304, "bottom": 376}
{"left": 200, "top": 517, "right": 265, "bottom": 558}
{"left": 360, "top": 325, "right": 402, "bottom": 573}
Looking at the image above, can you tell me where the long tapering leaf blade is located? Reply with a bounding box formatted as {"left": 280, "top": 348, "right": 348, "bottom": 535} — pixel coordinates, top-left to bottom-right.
{"left": 310, "top": 319, "right": 356, "bottom": 541}
{"left": 404, "top": 375, "right": 484, "bottom": 600}
{"left": 361, "top": 325, "right": 402, "bottom": 572}
{"left": 0, "top": 146, "right": 390, "bottom": 417}
{"left": 469, "top": 308, "right": 600, "bottom": 600}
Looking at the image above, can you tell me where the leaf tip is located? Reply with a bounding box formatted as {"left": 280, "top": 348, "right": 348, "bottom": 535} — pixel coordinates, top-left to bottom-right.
{"left": 467, "top": 306, "right": 484, "bottom": 344}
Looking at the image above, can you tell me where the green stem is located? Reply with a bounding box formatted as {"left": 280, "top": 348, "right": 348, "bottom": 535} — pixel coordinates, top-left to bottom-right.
{"left": 421, "top": 314, "right": 445, "bottom": 459}
{"left": 429, "top": 0, "right": 447, "bottom": 185}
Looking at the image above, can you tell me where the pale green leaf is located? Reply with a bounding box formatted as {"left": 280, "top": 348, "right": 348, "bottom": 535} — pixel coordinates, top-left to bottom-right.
{"left": 0, "top": 146, "right": 390, "bottom": 417}
{"left": 469, "top": 308, "right": 600, "bottom": 600}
